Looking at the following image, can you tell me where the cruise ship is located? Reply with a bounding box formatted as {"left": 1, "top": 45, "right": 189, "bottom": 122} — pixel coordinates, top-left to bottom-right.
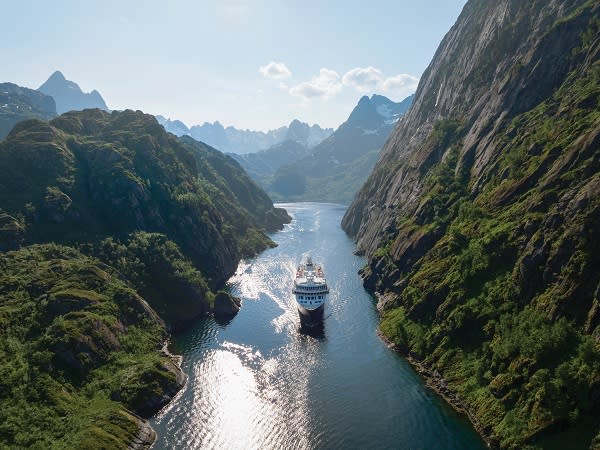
{"left": 293, "top": 256, "right": 329, "bottom": 326}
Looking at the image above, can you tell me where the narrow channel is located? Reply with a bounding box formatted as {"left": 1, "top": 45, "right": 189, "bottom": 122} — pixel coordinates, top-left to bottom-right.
{"left": 151, "top": 202, "right": 486, "bottom": 449}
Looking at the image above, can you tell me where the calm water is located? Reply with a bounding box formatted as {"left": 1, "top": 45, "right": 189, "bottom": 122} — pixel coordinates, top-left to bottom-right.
{"left": 151, "top": 203, "right": 486, "bottom": 450}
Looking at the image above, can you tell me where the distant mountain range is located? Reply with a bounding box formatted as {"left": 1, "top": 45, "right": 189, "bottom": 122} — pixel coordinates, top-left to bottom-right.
{"left": 38, "top": 71, "right": 109, "bottom": 114}
{"left": 234, "top": 93, "right": 414, "bottom": 204}
{"left": 230, "top": 140, "right": 311, "bottom": 185}
{"left": 156, "top": 116, "right": 333, "bottom": 154}
{"left": 0, "top": 83, "right": 57, "bottom": 140}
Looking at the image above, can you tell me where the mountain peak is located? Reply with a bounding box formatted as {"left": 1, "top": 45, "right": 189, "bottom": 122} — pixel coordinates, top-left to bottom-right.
{"left": 370, "top": 94, "right": 392, "bottom": 105}
{"left": 357, "top": 95, "right": 371, "bottom": 105}
{"left": 48, "top": 70, "right": 66, "bottom": 82}
{"left": 347, "top": 95, "right": 379, "bottom": 126}
{"left": 38, "top": 71, "right": 109, "bottom": 114}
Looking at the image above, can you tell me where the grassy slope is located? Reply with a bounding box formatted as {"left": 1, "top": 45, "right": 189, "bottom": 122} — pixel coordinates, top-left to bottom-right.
{"left": 0, "top": 244, "right": 180, "bottom": 448}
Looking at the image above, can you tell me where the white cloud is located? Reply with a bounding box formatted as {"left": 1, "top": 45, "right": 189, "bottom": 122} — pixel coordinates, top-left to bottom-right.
{"left": 340, "top": 66, "right": 419, "bottom": 98}
{"left": 289, "top": 68, "right": 342, "bottom": 100}
{"left": 342, "top": 66, "right": 384, "bottom": 92}
{"left": 259, "top": 61, "right": 292, "bottom": 80}
{"left": 382, "top": 73, "right": 420, "bottom": 94}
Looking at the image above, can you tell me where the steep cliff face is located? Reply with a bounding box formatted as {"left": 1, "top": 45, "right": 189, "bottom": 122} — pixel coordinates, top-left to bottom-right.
{"left": 343, "top": 0, "right": 597, "bottom": 253}
{"left": 343, "top": 0, "right": 600, "bottom": 447}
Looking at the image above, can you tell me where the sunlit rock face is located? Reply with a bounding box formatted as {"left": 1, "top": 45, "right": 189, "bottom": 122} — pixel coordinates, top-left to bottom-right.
{"left": 342, "top": 0, "right": 600, "bottom": 447}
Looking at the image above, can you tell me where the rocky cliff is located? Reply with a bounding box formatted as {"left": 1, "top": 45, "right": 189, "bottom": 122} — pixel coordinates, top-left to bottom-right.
{"left": 343, "top": 0, "right": 600, "bottom": 448}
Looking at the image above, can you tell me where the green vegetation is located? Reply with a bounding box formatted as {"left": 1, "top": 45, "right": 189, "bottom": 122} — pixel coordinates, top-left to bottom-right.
{"left": 0, "top": 244, "right": 178, "bottom": 448}
{"left": 366, "top": 6, "right": 600, "bottom": 448}
{"left": 0, "top": 109, "right": 290, "bottom": 447}
{"left": 88, "top": 232, "right": 212, "bottom": 327}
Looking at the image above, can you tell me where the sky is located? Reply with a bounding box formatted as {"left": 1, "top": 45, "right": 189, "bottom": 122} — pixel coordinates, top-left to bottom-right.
{"left": 0, "top": 0, "right": 467, "bottom": 131}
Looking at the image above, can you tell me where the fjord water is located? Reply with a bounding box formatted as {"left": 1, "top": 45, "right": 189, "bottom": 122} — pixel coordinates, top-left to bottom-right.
{"left": 151, "top": 203, "right": 486, "bottom": 449}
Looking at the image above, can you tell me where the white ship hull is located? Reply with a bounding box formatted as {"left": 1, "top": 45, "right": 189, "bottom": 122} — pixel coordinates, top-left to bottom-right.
{"left": 293, "top": 256, "right": 328, "bottom": 327}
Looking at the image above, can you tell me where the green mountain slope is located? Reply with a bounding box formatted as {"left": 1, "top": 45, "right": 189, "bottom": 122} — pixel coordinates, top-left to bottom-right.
{"left": 0, "top": 109, "right": 289, "bottom": 447}
{"left": 0, "top": 244, "right": 183, "bottom": 448}
{"left": 343, "top": 0, "right": 600, "bottom": 448}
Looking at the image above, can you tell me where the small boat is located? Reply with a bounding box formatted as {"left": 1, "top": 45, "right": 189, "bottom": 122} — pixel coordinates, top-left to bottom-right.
{"left": 293, "top": 256, "right": 329, "bottom": 326}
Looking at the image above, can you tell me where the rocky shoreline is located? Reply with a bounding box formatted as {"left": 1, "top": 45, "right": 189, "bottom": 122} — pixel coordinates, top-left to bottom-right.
{"left": 130, "top": 339, "right": 187, "bottom": 449}
{"left": 376, "top": 329, "right": 497, "bottom": 449}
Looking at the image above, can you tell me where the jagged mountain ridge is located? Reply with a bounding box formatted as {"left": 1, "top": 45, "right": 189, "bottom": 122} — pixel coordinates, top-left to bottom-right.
{"left": 343, "top": 0, "right": 600, "bottom": 447}
{"left": 267, "top": 93, "right": 414, "bottom": 204}
{"left": 0, "top": 82, "right": 57, "bottom": 139}
{"left": 38, "top": 71, "right": 109, "bottom": 114}
{"left": 156, "top": 115, "right": 333, "bottom": 154}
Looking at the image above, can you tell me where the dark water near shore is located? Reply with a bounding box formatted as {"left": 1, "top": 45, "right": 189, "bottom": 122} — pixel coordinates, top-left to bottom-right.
{"left": 151, "top": 203, "right": 486, "bottom": 449}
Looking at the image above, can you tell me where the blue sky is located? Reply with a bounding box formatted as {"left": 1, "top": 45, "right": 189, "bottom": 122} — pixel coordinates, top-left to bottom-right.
{"left": 1, "top": 0, "right": 466, "bottom": 130}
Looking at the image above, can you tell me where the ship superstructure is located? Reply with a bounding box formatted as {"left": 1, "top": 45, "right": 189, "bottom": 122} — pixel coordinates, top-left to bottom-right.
{"left": 293, "top": 256, "right": 328, "bottom": 325}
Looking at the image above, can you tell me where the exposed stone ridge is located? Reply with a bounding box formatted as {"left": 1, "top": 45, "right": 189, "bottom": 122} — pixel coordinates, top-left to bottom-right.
{"left": 343, "top": 0, "right": 596, "bottom": 255}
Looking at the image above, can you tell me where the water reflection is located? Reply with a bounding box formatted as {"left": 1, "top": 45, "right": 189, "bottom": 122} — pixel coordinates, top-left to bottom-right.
{"left": 298, "top": 322, "right": 326, "bottom": 339}
{"left": 150, "top": 203, "right": 486, "bottom": 450}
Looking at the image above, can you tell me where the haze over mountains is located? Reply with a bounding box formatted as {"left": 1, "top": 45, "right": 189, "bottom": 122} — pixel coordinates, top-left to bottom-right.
{"left": 156, "top": 115, "right": 334, "bottom": 154}
{"left": 38, "top": 71, "right": 109, "bottom": 114}
{"left": 233, "top": 93, "right": 414, "bottom": 204}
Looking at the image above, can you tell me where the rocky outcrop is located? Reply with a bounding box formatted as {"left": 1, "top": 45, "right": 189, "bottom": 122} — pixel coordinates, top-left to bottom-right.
{"left": 0, "top": 210, "right": 24, "bottom": 250}
{"left": 213, "top": 291, "right": 242, "bottom": 318}
{"left": 343, "top": 0, "right": 600, "bottom": 448}
{"left": 343, "top": 0, "right": 599, "bottom": 255}
{"left": 128, "top": 418, "right": 157, "bottom": 450}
